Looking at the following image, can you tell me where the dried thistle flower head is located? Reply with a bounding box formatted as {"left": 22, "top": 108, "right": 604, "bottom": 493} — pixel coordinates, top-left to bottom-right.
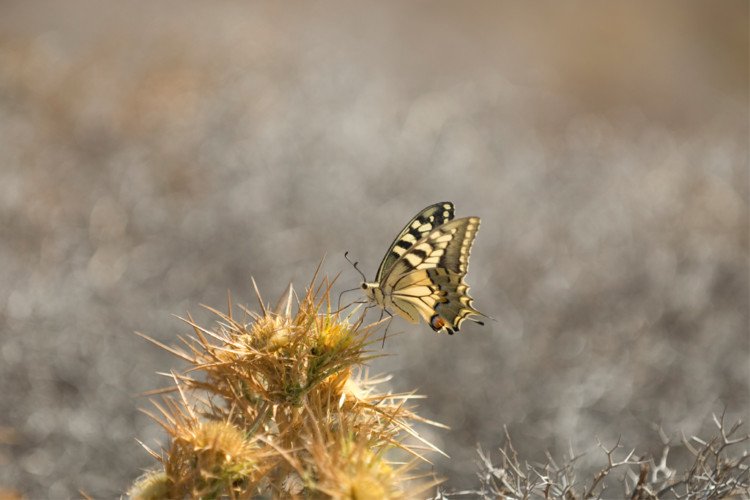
{"left": 306, "top": 431, "right": 431, "bottom": 500}
{"left": 141, "top": 398, "right": 268, "bottom": 498}
{"left": 245, "top": 312, "right": 294, "bottom": 351}
{"left": 127, "top": 471, "right": 169, "bottom": 500}
{"left": 130, "top": 269, "right": 443, "bottom": 498}
{"left": 169, "top": 420, "right": 255, "bottom": 477}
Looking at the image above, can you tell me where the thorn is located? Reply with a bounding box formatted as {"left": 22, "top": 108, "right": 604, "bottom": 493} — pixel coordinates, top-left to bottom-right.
{"left": 250, "top": 276, "right": 267, "bottom": 316}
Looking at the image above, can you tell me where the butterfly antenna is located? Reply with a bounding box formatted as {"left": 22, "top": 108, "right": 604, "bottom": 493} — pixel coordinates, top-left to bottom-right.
{"left": 344, "top": 251, "right": 367, "bottom": 282}
{"left": 338, "top": 251, "right": 369, "bottom": 311}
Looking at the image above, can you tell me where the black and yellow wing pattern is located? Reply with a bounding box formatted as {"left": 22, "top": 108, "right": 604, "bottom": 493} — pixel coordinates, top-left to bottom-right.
{"left": 362, "top": 202, "right": 484, "bottom": 335}
{"left": 374, "top": 202, "right": 455, "bottom": 282}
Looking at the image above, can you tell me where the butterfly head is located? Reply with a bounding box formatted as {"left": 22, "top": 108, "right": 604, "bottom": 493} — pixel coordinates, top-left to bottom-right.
{"left": 361, "top": 282, "right": 379, "bottom": 301}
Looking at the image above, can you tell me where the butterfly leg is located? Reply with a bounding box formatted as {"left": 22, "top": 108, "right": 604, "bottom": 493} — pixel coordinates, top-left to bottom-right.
{"left": 337, "top": 286, "right": 361, "bottom": 311}
{"left": 380, "top": 308, "right": 394, "bottom": 348}
{"left": 333, "top": 299, "right": 367, "bottom": 315}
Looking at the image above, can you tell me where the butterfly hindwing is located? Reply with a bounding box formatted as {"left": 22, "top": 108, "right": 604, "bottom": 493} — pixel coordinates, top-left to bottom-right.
{"left": 382, "top": 216, "right": 483, "bottom": 334}
{"left": 387, "top": 268, "right": 482, "bottom": 334}
{"left": 429, "top": 268, "right": 483, "bottom": 333}
{"left": 374, "top": 202, "right": 455, "bottom": 282}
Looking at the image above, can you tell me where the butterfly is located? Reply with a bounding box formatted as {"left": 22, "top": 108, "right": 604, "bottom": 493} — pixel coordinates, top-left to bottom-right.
{"left": 360, "top": 202, "right": 485, "bottom": 335}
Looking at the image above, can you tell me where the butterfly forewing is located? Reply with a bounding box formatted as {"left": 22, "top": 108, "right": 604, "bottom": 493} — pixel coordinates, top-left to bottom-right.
{"left": 374, "top": 202, "right": 455, "bottom": 282}
{"left": 381, "top": 217, "right": 480, "bottom": 282}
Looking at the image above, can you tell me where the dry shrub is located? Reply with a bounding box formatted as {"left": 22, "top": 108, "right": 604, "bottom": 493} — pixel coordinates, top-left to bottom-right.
{"left": 436, "top": 411, "right": 750, "bottom": 499}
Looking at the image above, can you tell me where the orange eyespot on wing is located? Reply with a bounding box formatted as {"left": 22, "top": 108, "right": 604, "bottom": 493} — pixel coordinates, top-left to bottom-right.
{"left": 430, "top": 314, "right": 445, "bottom": 330}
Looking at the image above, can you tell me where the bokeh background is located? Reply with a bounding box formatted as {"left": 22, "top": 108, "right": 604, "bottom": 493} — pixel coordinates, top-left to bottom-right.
{"left": 0, "top": 1, "right": 747, "bottom": 497}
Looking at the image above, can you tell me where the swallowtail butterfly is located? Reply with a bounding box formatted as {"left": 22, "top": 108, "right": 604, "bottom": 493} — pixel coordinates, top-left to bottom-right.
{"left": 361, "top": 202, "right": 484, "bottom": 334}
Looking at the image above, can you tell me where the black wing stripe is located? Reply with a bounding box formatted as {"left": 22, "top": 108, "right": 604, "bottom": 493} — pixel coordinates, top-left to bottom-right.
{"left": 410, "top": 248, "right": 427, "bottom": 260}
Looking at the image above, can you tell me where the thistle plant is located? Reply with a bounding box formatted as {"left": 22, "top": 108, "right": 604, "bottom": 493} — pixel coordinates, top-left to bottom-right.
{"left": 128, "top": 268, "right": 443, "bottom": 499}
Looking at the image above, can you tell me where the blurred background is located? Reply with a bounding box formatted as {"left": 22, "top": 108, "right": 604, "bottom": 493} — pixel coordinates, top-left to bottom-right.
{"left": 0, "top": 1, "right": 747, "bottom": 497}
